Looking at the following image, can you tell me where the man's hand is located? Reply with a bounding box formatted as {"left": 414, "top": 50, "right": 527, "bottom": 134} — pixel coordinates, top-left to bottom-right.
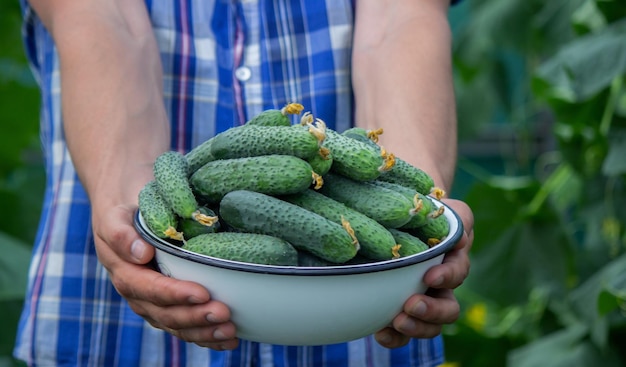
{"left": 92, "top": 204, "right": 240, "bottom": 351}
{"left": 375, "top": 199, "right": 473, "bottom": 348}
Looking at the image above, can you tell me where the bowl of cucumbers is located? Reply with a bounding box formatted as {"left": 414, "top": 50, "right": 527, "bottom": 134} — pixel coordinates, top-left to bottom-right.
{"left": 134, "top": 108, "right": 464, "bottom": 346}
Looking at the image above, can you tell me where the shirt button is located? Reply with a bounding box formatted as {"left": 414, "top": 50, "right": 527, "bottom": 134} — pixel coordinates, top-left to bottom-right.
{"left": 235, "top": 66, "right": 252, "bottom": 82}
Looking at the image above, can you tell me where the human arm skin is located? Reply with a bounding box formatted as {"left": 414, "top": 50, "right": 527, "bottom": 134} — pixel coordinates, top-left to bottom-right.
{"left": 28, "top": 0, "right": 238, "bottom": 350}
{"left": 352, "top": 0, "right": 474, "bottom": 348}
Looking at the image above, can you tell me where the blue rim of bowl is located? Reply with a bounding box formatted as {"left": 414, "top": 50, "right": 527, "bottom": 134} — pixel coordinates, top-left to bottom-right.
{"left": 133, "top": 198, "right": 464, "bottom": 276}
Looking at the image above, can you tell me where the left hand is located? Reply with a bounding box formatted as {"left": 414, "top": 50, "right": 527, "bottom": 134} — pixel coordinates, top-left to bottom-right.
{"left": 374, "top": 198, "right": 474, "bottom": 348}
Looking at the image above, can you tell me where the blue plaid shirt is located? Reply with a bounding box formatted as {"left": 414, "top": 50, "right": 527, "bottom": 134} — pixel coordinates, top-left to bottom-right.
{"left": 15, "top": 1, "right": 454, "bottom": 366}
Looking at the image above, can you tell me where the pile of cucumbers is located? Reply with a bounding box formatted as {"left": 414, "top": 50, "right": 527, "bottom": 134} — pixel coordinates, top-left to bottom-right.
{"left": 138, "top": 103, "right": 450, "bottom": 267}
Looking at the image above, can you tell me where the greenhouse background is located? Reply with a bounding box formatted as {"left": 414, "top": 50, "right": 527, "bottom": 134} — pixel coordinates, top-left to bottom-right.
{"left": 1, "top": 0, "right": 625, "bottom": 366}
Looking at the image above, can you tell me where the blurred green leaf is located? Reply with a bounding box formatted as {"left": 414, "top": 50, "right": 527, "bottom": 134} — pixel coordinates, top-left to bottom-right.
{"left": 535, "top": 19, "right": 626, "bottom": 103}
{"left": 508, "top": 324, "right": 622, "bottom": 367}
{"left": 465, "top": 217, "right": 572, "bottom": 304}
{"left": 602, "top": 129, "right": 626, "bottom": 176}
{"left": 568, "top": 254, "right": 626, "bottom": 348}
{"left": 0, "top": 232, "right": 30, "bottom": 301}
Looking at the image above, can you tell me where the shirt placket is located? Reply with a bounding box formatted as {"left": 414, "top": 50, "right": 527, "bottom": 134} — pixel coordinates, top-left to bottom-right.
{"left": 233, "top": 0, "right": 262, "bottom": 124}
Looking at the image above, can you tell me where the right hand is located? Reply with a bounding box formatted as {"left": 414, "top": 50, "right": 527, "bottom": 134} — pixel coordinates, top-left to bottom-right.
{"left": 92, "top": 203, "right": 240, "bottom": 351}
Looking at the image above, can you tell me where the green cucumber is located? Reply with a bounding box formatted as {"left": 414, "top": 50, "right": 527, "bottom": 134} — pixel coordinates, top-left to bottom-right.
{"left": 281, "top": 189, "right": 399, "bottom": 261}
{"left": 307, "top": 145, "right": 333, "bottom": 177}
{"left": 219, "top": 190, "right": 359, "bottom": 263}
{"left": 185, "top": 137, "right": 216, "bottom": 175}
{"left": 295, "top": 113, "right": 393, "bottom": 181}
{"left": 297, "top": 251, "right": 335, "bottom": 267}
{"left": 178, "top": 206, "right": 221, "bottom": 240}
{"left": 342, "top": 126, "right": 384, "bottom": 144}
{"left": 410, "top": 206, "right": 450, "bottom": 246}
{"left": 317, "top": 173, "right": 418, "bottom": 228}
{"left": 324, "top": 129, "right": 394, "bottom": 181}
{"left": 153, "top": 151, "right": 217, "bottom": 226}
{"left": 182, "top": 232, "right": 299, "bottom": 266}
{"left": 377, "top": 158, "right": 435, "bottom": 195}
{"left": 387, "top": 228, "right": 429, "bottom": 257}
{"left": 138, "top": 180, "right": 183, "bottom": 240}
{"left": 189, "top": 155, "right": 319, "bottom": 204}
{"left": 209, "top": 125, "right": 324, "bottom": 161}
{"left": 340, "top": 129, "right": 435, "bottom": 195}
{"left": 369, "top": 181, "right": 435, "bottom": 229}
{"left": 246, "top": 103, "right": 304, "bottom": 126}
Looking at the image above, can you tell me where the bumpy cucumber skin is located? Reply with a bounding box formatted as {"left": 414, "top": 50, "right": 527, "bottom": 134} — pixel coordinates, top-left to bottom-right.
{"left": 341, "top": 127, "right": 369, "bottom": 138}
{"left": 324, "top": 129, "right": 384, "bottom": 181}
{"left": 138, "top": 181, "right": 178, "bottom": 239}
{"left": 341, "top": 131, "right": 435, "bottom": 194}
{"left": 182, "top": 232, "right": 299, "bottom": 266}
{"left": 178, "top": 206, "right": 220, "bottom": 239}
{"left": 410, "top": 211, "right": 450, "bottom": 243}
{"left": 370, "top": 181, "right": 434, "bottom": 229}
{"left": 246, "top": 103, "right": 304, "bottom": 126}
{"left": 246, "top": 110, "right": 291, "bottom": 127}
{"left": 387, "top": 228, "right": 429, "bottom": 257}
{"left": 219, "top": 190, "right": 358, "bottom": 264}
{"left": 378, "top": 158, "right": 435, "bottom": 195}
{"left": 185, "top": 137, "right": 216, "bottom": 176}
{"left": 318, "top": 173, "right": 415, "bottom": 228}
{"left": 153, "top": 151, "right": 199, "bottom": 218}
{"left": 297, "top": 251, "right": 334, "bottom": 267}
{"left": 189, "top": 155, "right": 315, "bottom": 204}
{"left": 307, "top": 147, "right": 333, "bottom": 176}
{"left": 282, "top": 189, "right": 399, "bottom": 261}
{"left": 210, "top": 125, "right": 320, "bottom": 161}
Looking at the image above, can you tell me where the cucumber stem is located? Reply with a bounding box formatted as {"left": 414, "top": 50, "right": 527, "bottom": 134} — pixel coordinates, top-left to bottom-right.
{"left": 340, "top": 216, "right": 360, "bottom": 251}
{"left": 192, "top": 210, "right": 219, "bottom": 226}
{"left": 378, "top": 147, "right": 396, "bottom": 172}
{"left": 310, "top": 118, "right": 327, "bottom": 145}
{"left": 318, "top": 146, "right": 331, "bottom": 160}
{"left": 391, "top": 244, "right": 402, "bottom": 259}
{"left": 281, "top": 102, "right": 305, "bottom": 116}
{"left": 164, "top": 226, "right": 185, "bottom": 241}
{"left": 300, "top": 112, "right": 314, "bottom": 125}
{"left": 410, "top": 195, "right": 424, "bottom": 216}
{"left": 431, "top": 187, "right": 446, "bottom": 200}
{"left": 366, "top": 128, "right": 384, "bottom": 143}
{"left": 428, "top": 206, "right": 445, "bottom": 219}
{"left": 312, "top": 172, "right": 324, "bottom": 190}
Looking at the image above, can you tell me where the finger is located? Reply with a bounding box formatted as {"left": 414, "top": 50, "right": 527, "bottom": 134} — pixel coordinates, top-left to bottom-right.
{"left": 442, "top": 199, "right": 474, "bottom": 239}
{"left": 98, "top": 233, "right": 211, "bottom": 306}
{"left": 173, "top": 321, "right": 237, "bottom": 345}
{"left": 391, "top": 312, "right": 443, "bottom": 339}
{"left": 374, "top": 327, "right": 410, "bottom": 349}
{"left": 422, "top": 244, "right": 470, "bottom": 289}
{"left": 422, "top": 200, "right": 473, "bottom": 289}
{"left": 403, "top": 289, "right": 460, "bottom": 325}
{"left": 93, "top": 205, "right": 155, "bottom": 265}
{"left": 195, "top": 338, "right": 240, "bottom": 351}
{"left": 132, "top": 298, "right": 231, "bottom": 330}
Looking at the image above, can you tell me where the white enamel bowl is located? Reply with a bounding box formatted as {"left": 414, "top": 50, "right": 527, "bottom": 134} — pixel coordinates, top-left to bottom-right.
{"left": 134, "top": 198, "right": 463, "bottom": 346}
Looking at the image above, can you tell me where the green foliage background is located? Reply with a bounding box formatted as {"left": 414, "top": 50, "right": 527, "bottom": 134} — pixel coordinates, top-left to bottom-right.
{"left": 1, "top": 0, "right": 625, "bottom": 366}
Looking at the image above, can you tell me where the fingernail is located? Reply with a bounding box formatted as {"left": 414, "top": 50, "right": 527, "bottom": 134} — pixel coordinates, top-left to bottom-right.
{"left": 431, "top": 276, "right": 444, "bottom": 287}
{"left": 188, "top": 295, "right": 206, "bottom": 304}
{"left": 213, "top": 328, "right": 228, "bottom": 340}
{"left": 131, "top": 239, "right": 146, "bottom": 261}
{"left": 412, "top": 301, "right": 427, "bottom": 317}
{"left": 206, "top": 313, "right": 221, "bottom": 323}
{"left": 377, "top": 331, "right": 392, "bottom": 345}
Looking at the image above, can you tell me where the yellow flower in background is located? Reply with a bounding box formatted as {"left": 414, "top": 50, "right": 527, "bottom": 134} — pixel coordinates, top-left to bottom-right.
{"left": 437, "top": 363, "right": 460, "bottom": 367}
{"left": 466, "top": 303, "right": 487, "bottom": 331}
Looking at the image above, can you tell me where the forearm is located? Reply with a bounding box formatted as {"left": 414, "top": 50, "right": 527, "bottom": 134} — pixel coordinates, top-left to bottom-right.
{"left": 352, "top": 0, "right": 456, "bottom": 190}
{"left": 32, "top": 0, "right": 170, "bottom": 208}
